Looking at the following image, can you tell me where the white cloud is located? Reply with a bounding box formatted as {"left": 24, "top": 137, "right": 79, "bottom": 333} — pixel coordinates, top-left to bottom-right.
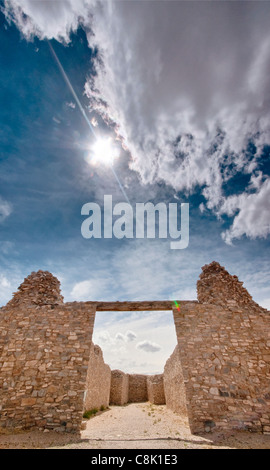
{"left": 220, "top": 177, "right": 270, "bottom": 244}
{"left": 66, "top": 101, "right": 76, "bottom": 109}
{"left": 126, "top": 330, "right": 136, "bottom": 342}
{"left": 0, "top": 275, "right": 11, "bottom": 289}
{"left": 70, "top": 277, "right": 111, "bottom": 300}
{"left": 3, "top": 0, "right": 93, "bottom": 42}
{"left": 0, "top": 197, "right": 12, "bottom": 222}
{"left": 3, "top": 0, "right": 270, "bottom": 243}
{"left": 115, "top": 332, "right": 125, "bottom": 342}
{"left": 136, "top": 340, "right": 161, "bottom": 353}
{"left": 0, "top": 274, "right": 13, "bottom": 307}
{"left": 115, "top": 330, "right": 137, "bottom": 342}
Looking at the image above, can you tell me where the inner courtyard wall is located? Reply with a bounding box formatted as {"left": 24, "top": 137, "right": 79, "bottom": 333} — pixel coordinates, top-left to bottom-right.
{"left": 84, "top": 343, "right": 111, "bottom": 412}
{"left": 110, "top": 369, "right": 129, "bottom": 405}
{"left": 163, "top": 346, "right": 188, "bottom": 415}
{"left": 128, "top": 374, "right": 148, "bottom": 403}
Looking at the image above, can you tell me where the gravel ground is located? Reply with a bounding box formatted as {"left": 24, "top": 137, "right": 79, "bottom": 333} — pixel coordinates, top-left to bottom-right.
{"left": 0, "top": 403, "right": 270, "bottom": 449}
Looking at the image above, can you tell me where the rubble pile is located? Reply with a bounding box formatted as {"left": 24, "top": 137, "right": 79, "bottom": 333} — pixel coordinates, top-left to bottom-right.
{"left": 6, "top": 270, "right": 64, "bottom": 307}
{"left": 197, "top": 261, "right": 254, "bottom": 307}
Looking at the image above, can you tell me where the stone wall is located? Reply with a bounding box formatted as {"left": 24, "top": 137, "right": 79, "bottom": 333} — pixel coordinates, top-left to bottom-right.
{"left": 84, "top": 343, "right": 111, "bottom": 411}
{"left": 1, "top": 262, "right": 269, "bottom": 436}
{"left": 0, "top": 272, "right": 96, "bottom": 433}
{"left": 128, "top": 374, "right": 148, "bottom": 403}
{"left": 173, "top": 262, "right": 270, "bottom": 434}
{"left": 197, "top": 261, "right": 254, "bottom": 308}
{"left": 163, "top": 346, "right": 188, "bottom": 415}
{"left": 147, "top": 374, "right": 165, "bottom": 405}
{"left": 110, "top": 370, "right": 129, "bottom": 405}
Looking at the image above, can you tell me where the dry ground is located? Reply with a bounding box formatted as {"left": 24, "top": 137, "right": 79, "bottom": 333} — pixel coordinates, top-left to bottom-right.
{"left": 0, "top": 403, "right": 269, "bottom": 449}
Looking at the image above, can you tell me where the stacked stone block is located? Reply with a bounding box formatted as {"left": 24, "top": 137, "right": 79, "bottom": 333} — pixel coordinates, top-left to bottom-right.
{"left": 147, "top": 374, "right": 165, "bottom": 405}
{"left": 163, "top": 346, "right": 188, "bottom": 415}
{"left": 128, "top": 374, "right": 148, "bottom": 403}
{"left": 110, "top": 370, "right": 129, "bottom": 405}
{"left": 173, "top": 261, "right": 270, "bottom": 434}
{"left": 0, "top": 272, "right": 96, "bottom": 433}
{"left": 84, "top": 343, "right": 111, "bottom": 412}
{"left": 1, "top": 261, "right": 269, "bottom": 436}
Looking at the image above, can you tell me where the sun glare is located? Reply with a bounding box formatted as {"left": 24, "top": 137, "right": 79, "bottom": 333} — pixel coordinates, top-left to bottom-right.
{"left": 90, "top": 137, "right": 119, "bottom": 166}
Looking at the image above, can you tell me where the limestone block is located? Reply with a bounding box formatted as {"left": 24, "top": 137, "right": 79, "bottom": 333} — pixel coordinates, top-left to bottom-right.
{"left": 110, "top": 370, "right": 129, "bottom": 405}
{"left": 147, "top": 374, "right": 165, "bottom": 405}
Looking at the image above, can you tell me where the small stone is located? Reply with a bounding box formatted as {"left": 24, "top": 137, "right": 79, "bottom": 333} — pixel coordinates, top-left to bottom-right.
{"left": 81, "top": 421, "right": 87, "bottom": 430}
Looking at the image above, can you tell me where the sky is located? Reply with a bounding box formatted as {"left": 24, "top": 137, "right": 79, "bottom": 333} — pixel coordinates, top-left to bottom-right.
{"left": 0, "top": 0, "right": 270, "bottom": 374}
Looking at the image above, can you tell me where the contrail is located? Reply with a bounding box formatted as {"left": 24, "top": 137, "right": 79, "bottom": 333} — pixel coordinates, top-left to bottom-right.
{"left": 111, "top": 165, "right": 131, "bottom": 205}
{"left": 48, "top": 40, "right": 130, "bottom": 204}
{"left": 47, "top": 40, "right": 130, "bottom": 204}
{"left": 48, "top": 41, "right": 96, "bottom": 138}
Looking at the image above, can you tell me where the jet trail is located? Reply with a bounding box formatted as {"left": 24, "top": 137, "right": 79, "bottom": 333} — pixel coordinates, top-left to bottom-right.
{"left": 48, "top": 41, "right": 131, "bottom": 204}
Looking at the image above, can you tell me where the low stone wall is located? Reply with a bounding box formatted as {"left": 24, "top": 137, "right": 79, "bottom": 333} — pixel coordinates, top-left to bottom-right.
{"left": 147, "top": 374, "right": 165, "bottom": 405}
{"left": 84, "top": 343, "right": 111, "bottom": 411}
{"left": 110, "top": 370, "right": 129, "bottom": 405}
{"left": 128, "top": 374, "right": 148, "bottom": 402}
{"left": 163, "top": 346, "right": 188, "bottom": 415}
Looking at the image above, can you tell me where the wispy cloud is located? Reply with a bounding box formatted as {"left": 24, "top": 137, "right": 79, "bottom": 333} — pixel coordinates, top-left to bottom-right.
{"left": 0, "top": 197, "right": 12, "bottom": 222}
{"left": 136, "top": 340, "right": 161, "bottom": 353}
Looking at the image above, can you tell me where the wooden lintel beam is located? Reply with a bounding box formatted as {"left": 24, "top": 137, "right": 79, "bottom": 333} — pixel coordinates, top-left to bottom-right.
{"left": 83, "top": 300, "right": 197, "bottom": 311}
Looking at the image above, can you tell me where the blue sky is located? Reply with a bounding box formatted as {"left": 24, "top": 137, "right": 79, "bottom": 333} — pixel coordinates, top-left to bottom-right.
{"left": 0, "top": 1, "right": 270, "bottom": 373}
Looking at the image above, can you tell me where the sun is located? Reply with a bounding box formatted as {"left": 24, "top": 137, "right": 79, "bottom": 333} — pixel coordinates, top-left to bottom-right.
{"left": 90, "top": 137, "right": 119, "bottom": 166}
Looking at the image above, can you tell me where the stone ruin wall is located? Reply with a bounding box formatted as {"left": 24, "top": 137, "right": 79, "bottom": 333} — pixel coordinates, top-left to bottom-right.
{"left": 0, "top": 261, "right": 269, "bottom": 435}
{"left": 110, "top": 371, "right": 165, "bottom": 405}
{"left": 83, "top": 343, "right": 111, "bottom": 412}
{"left": 0, "top": 272, "right": 96, "bottom": 433}
{"left": 147, "top": 374, "right": 165, "bottom": 405}
{"left": 110, "top": 369, "right": 129, "bottom": 405}
{"left": 163, "top": 346, "right": 188, "bottom": 415}
{"left": 128, "top": 374, "right": 148, "bottom": 403}
{"left": 173, "top": 262, "right": 270, "bottom": 434}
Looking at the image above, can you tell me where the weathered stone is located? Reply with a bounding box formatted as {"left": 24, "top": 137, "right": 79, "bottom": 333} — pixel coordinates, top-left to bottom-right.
{"left": 0, "top": 262, "right": 269, "bottom": 436}
{"left": 110, "top": 370, "right": 129, "bottom": 405}
{"left": 128, "top": 374, "right": 148, "bottom": 403}
{"left": 83, "top": 344, "right": 111, "bottom": 411}
{"left": 147, "top": 374, "right": 165, "bottom": 405}
{"left": 164, "top": 346, "right": 188, "bottom": 416}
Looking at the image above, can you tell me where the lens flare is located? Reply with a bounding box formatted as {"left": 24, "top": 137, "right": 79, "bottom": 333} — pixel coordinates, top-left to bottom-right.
{"left": 173, "top": 301, "right": 180, "bottom": 311}
{"left": 90, "top": 137, "right": 119, "bottom": 166}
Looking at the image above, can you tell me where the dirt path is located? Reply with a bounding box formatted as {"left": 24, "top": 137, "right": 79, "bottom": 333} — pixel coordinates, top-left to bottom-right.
{"left": 0, "top": 403, "right": 270, "bottom": 449}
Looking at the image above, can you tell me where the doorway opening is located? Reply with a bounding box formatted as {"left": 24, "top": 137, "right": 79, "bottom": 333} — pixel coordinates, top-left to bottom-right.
{"left": 82, "top": 303, "right": 190, "bottom": 438}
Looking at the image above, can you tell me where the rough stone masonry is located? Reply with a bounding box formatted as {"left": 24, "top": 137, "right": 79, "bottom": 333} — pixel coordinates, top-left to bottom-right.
{"left": 0, "top": 262, "right": 269, "bottom": 434}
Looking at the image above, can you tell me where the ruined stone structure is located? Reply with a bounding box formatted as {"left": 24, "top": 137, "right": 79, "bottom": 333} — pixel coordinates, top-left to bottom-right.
{"left": 128, "top": 374, "right": 148, "bottom": 403}
{"left": 110, "top": 371, "right": 164, "bottom": 405}
{"left": 110, "top": 370, "right": 129, "bottom": 406}
{"left": 173, "top": 262, "right": 270, "bottom": 434}
{"left": 163, "top": 346, "right": 188, "bottom": 415}
{"left": 147, "top": 374, "right": 165, "bottom": 405}
{"left": 0, "top": 262, "right": 269, "bottom": 434}
{"left": 0, "top": 272, "right": 95, "bottom": 432}
{"left": 84, "top": 343, "right": 111, "bottom": 412}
